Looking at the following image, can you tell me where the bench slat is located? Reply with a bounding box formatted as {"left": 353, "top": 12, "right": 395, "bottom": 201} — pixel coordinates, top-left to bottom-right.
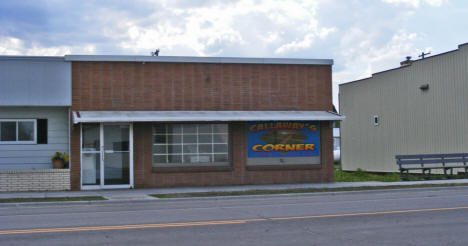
{"left": 401, "top": 166, "right": 468, "bottom": 170}
{"left": 396, "top": 153, "right": 468, "bottom": 159}
{"left": 397, "top": 158, "right": 468, "bottom": 165}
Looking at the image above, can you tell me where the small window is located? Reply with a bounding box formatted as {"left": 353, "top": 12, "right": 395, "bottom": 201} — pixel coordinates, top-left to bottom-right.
{"left": 152, "top": 123, "right": 230, "bottom": 166}
{"left": 373, "top": 115, "right": 379, "bottom": 126}
{"left": 0, "top": 120, "right": 37, "bottom": 144}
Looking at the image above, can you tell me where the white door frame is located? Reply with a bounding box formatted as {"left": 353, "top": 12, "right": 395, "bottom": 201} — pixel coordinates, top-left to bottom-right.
{"left": 81, "top": 123, "right": 134, "bottom": 190}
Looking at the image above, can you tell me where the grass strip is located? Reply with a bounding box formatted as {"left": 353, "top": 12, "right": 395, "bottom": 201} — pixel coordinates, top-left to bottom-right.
{"left": 152, "top": 183, "right": 468, "bottom": 198}
{"left": 0, "top": 196, "right": 107, "bottom": 203}
{"left": 334, "top": 169, "right": 401, "bottom": 182}
{"left": 333, "top": 168, "right": 468, "bottom": 182}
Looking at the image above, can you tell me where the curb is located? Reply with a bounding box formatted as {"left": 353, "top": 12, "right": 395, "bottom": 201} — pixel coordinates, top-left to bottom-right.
{"left": 0, "top": 198, "right": 162, "bottom": 208}
{"left": 2, "top": 184, "right": 468, "bottom": 207}
{"left": 148, "top": 183, "right": 468, "bottom": 201}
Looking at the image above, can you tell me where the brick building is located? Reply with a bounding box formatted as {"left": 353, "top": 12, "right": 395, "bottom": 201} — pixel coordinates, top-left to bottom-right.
{"left": 67, "top": 55, "right": 342, "bottom": 190}
{"left": 0, "top": 55, "right": 342, "bottom": 191}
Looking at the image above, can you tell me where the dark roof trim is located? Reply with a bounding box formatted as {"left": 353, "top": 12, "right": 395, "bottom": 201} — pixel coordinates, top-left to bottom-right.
{"left": 0, "top": 56, "right": 65, "bottom": 61}
{"left": 64, "top": 55, "right": 333, "bottom": 65}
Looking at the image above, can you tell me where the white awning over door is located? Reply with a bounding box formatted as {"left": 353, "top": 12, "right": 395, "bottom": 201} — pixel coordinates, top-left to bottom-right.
{"left": 72, "top": 111, "right": 344, "bottom": 124}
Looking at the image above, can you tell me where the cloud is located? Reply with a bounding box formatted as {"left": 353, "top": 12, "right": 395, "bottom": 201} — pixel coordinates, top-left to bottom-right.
{"left": 331, "top": 28, "right": 430, "bottom": 107}
{"left": 0, "top": 36, "right": 95, "bottom": 56}
{"left": 0, "top": 0, "right": 332, "bottom": 57}
{"left": 118, "top": 2, "right": 246, "bottom": 56}
{"left": 117, "top": 0, "right": 335, "bottom": 56}
{"left": 381, "top": 0, "right": 447, "bottom": 8}
{"left": 275, "top": 27, "right": 336, "bottom": 54}
{"left": 0, "top": 37, "right": 23, "bottom": 55}
{"left": 334, "top": 28, "right": 422, "bottom": 83}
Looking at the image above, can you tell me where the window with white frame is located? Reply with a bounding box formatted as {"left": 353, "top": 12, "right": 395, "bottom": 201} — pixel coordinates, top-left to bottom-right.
{"left": 152, "top": 123, "right": 230, "bottom": 165}
{"left": 0, "top": 119, "right": 36, "bottom": 144}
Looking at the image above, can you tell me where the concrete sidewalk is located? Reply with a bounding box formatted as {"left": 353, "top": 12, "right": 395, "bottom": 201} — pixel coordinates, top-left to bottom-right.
{"left": 2, "top": 179, "right": 468, "bottom": 202}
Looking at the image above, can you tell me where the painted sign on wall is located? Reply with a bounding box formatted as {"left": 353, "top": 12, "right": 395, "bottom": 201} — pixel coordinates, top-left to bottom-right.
{"left": 247, "top": 121, "right": 320, "bottom": 158}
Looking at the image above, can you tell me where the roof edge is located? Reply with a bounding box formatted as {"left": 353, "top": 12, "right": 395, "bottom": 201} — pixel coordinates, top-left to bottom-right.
{"left": 64, "top": 55, "right": 333, "bottom": 65}
{"left": 0, "top": 56, "right": 65, "bottom": 61}
{"left": 339, "top": 42, "right": 466, "bottom": 86}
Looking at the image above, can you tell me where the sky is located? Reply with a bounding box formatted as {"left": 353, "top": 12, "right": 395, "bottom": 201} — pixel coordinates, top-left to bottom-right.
{"left": 0, "top": 0, "right": 467, "bottom": 107}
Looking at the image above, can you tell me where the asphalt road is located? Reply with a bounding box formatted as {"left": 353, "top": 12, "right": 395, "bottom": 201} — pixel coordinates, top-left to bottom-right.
{"left": 1, "top": 186, "right": 468, "bottom": 245}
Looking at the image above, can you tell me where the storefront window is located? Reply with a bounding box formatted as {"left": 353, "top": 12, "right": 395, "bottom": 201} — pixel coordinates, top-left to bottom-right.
{"left": 152, "top": 124, "right": 230, "bottom": 165}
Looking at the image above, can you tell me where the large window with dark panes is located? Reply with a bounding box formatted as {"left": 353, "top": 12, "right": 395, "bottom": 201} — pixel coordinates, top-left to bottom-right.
{"left": 0, "top": 119, "right": 36, "bottom": 144}
{"left": 152, "top": 124, "right": 230, "bottom": 166}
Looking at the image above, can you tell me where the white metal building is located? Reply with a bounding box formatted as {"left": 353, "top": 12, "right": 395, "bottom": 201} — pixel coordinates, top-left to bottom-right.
{"left": 339, "top": 43, "right": 468, "bottom": 172}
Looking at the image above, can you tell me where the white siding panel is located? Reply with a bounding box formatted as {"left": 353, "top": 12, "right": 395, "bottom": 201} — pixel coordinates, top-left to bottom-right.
{"left": 340, "top": 44, "right": 468, "bottom": 172}
{"left": 0, "top": 107, "right": 69, "bottom": 170}
{"left": 0, "top": 151, "right": 60, "bottom": 158}
{"left": 0, "top": 59, "right": 71, "bottom": 106}
{"left": 0, "top": 157, "right": 53, "bottom": 164}
{"left": 0, "top": 143, "right": 70, "bottom": 151}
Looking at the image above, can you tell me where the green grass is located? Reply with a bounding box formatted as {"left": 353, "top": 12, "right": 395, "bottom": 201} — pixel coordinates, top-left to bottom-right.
{"left": 333, "top": 165, "right": 468, "bottom": 182}
{"left": 0, "top": 196, "right": 107, "bottom": 204}
{"left": 334, "top": 168, "right": 401, "bottom": 182}
{"left": 152, "top": 183, "right": 468, "bottom": 198}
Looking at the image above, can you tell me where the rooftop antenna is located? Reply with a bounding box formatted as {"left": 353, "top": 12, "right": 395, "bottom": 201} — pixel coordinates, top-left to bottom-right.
{"left": 151, "top": 49, "right": 160, "bottom": 56}
{"left": 418, "top": 51, "right": 431, "bottom": 59}
{"left": 400, "top": 56, "right": 413, "bottom": 67}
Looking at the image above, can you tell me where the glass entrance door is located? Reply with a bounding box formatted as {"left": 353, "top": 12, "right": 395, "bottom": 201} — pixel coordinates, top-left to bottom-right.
{"left": 81, "top": 124, "right": 101, "bottom": 186}
{"left": 103, "top": 125, "right": 130, "bottom": 186}
{"left": 81, "top": 123, "right": 133, "bottom": 189}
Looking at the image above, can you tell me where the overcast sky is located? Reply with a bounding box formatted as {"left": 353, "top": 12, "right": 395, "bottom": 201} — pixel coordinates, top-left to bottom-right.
{"left": 1, "top": 0, "right": 467, "bottom": 107}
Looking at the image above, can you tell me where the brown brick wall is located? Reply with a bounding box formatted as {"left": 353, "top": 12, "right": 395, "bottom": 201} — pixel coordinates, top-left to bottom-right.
{"left": 70, "top": 61, "right": 334, "bottom": 190}
{"left": 132, "top": 121, "right": 333, "bottom": 188}
{"left": 70, "top": 122, "right": 81, "bottom": 190}
{"left": 71, "top": 62, "right": 332, "bottom": 111}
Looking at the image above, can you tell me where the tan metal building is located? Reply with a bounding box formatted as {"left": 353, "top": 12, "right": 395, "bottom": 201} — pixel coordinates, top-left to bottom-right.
{"left": 339, "top": 43, "right": 468, "bottom": 172}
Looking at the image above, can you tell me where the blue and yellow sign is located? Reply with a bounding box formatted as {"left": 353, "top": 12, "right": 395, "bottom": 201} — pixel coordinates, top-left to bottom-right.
{"left": 247, "top": 121, "right": 320, "bottom": 158}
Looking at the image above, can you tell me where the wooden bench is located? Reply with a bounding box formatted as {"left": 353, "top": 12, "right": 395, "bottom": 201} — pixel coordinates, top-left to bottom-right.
{"left": 395, "top": 153, "right": 468, "bottom": 180}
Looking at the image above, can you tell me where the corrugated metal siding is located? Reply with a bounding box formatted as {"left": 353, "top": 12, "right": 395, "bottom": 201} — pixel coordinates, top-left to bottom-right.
{"left": 340, "top": 45, "right": 468, "bottom": 172}
{"left": 0, "top": 107, "right": 69, "bottom": 170}
{"left": 0, "top": 59, "right": 71, "bottom": 106}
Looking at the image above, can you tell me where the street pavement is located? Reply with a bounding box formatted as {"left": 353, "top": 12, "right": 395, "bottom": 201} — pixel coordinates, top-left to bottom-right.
{"left": 1, "top": 186, "right": 468, "bottom": 245}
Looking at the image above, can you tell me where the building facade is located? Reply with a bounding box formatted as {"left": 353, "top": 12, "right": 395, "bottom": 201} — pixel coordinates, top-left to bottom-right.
{"left": 339, "top": 43, "right": 468, "bottom": 172}
{"left": 0, "top": 55, "right": 342, "bottom": 191}
{"left": 67, "top": 56, "right": 342, "bottom": 190}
